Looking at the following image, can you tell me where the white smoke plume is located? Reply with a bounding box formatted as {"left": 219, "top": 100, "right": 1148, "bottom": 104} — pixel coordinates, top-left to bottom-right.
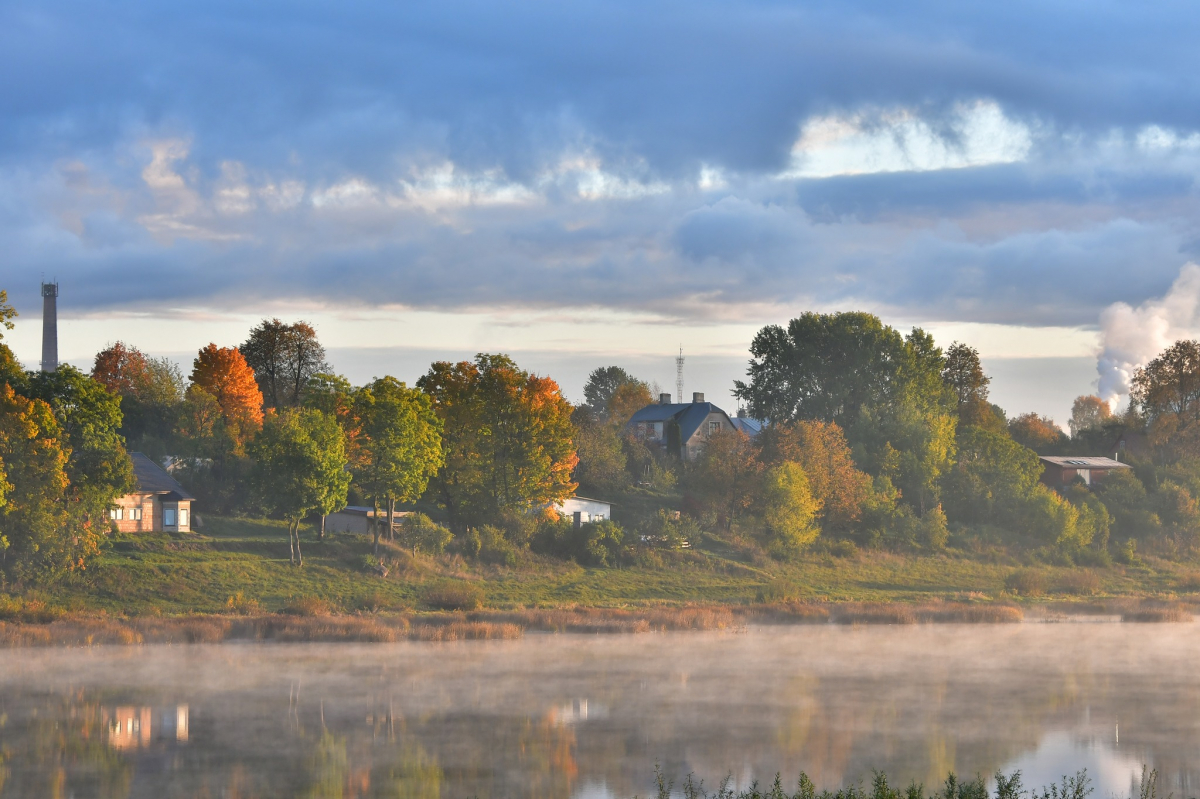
{"left": 1098, "top": 263, "right": 1200, "bottom": 407}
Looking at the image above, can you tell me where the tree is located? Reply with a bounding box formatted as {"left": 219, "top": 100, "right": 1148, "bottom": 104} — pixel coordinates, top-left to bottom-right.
{"left": 607, "top": 380, "right": 653, "bottom": 426}
{"left": 683, "top": 428, "right": 763, "bottom": 531}
{"left": 1132, "top": 340, "right": 1200, "bottom": 456}
{"left": 0, "top": 384, "right": 70, "bottom": 580}
{"left": 250, "top": 408, "right": 350, "bottom": 565}
{"left": 942, "top": 342, "right": 990, "bottom": 407}
{"left": 354, "top": 377, "right": 444, "bottom": 554}
{"left": 583, "top": 367, "right": 647, "bottom": 417}
{"left": 0, "top": 289, "right": 14, "bottom": 338}
{"left": 190, "top": 344, "right": 264, "bottom": 452}
{"left": 418, "top": 355, "right": 577, "bottom": 530}
{"left": 735, "top": 312, "right": 940, "bottom": 426}
{"left": 757, "top": 420, "right": 871, "bottom": 531}
{"left": 1009, "top": 412, "right": 1067, "bottom": 454}
{"left": 241, "top": 319, "right": 329, "bottom": 409}
{"left": 760, "top": 462, "right": 822, "bottom": 558}
{"left": 1069, "top": 395, "right": 1114, "bottom": 438}
{"left": 25, "top": 366, "right": 136, "bottom": 525}
{"left": 92, "top": 342, "right": 185, "bottom": 453}
{"left": 572, "top": 412, "right": 629, "bottom": 494}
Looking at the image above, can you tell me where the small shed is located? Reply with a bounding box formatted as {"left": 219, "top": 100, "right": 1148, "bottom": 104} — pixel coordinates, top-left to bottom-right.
{"left": 556, "top": 496, "right": 613, "bottom": 524}
{"left": 324, "top": 506, "right": 410, "bottom": 535}
{"left": 1039, "top": 456, "right": 1131, "bottom": 488}
{"left": 109, "top": 453, "right": 195, "bottom": 533}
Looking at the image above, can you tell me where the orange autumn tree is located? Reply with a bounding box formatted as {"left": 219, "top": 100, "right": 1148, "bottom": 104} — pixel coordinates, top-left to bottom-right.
{"left": 190, "top": 344, "right": 264, "bottom": 452}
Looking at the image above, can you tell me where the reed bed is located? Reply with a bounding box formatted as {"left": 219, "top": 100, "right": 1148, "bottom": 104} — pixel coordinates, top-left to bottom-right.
{"left": 2, "top": 596, "right": 1194, "bottom": 647}
{"left": 647, "top": 767, "right": 1099, "bottom": 799}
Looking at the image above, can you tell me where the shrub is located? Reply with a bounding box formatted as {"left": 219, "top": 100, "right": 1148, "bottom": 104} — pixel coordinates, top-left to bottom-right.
{"left": 534, "top": 518, "right": 626, "bottom": 566}
{"left": 1057, "top": 569, "right": 1101, "bottom": 596}
{"left": 829, "top": 539, "right": 859, "bottom": 558}
{"left": 225, "top": 591, "right": 263, "bottom": 615}
{"left": 397, "top": 513, "right": 453, "bottom": 557}
{"left": 1005, "top": 567, "right": 1047, "bottom": 597}
{"left": 462, "top": 525, "right": 518, "bottom": 566}
{"left": 423, "top": 581, "right": 484, "bottom": 611}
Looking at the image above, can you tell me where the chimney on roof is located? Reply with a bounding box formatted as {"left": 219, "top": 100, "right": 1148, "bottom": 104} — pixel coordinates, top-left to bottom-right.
{"left": 659, "top": 393, "right": 672, "bottom": 404}
{"left": 692, "top": 392, "right": 704, "bottom": 403}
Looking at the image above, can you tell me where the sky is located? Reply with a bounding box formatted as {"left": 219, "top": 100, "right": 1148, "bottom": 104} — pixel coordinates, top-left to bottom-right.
{"left": 5, "top": 0, "right": 1200, "bottom": 421}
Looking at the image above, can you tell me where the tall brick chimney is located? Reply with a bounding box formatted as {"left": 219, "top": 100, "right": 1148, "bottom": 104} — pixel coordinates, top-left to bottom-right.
{"left": 40, "top": 281, "right": 58, "bottom": 372}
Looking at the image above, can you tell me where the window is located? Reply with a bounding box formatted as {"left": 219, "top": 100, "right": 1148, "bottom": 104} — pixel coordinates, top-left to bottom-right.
{"left": 164, "top": 508, "right": 177, "bottom": 527}
{"left": 130, "top": 507, "right": 142, "bottom": 521}
{"left": 179, "top": 508, "right": 189, "bottom": 528}
{"left": 708, "top": 421, "right": 720, "bottom": 433}
{"left": 108, "top": 507, "right": 123, "bottom": 521}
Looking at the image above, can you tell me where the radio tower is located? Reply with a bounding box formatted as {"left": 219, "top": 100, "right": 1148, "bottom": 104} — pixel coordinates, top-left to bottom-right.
{"left": 40, "top": 280, "right": 59, "bottom": 372}
{"left": 675, "top": 346, "right": 684, "bottom": 404}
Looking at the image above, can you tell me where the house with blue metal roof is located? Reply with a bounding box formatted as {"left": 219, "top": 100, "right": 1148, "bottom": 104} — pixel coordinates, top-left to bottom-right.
{"left": 627, "top": 392, "right": 740, "bottom": 460}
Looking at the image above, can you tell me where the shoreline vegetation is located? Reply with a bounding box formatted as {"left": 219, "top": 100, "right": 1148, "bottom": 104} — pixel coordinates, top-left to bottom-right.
{"left": 0, "top": 598, "right": 1194, "bottom": 648}
{"left": 642, "top": 768, "right": 1107, "bottom": 799}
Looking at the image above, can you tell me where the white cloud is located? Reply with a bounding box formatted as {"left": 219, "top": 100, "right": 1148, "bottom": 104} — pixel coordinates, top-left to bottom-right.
{"left": 783, "top": 100, "right": 1033, "bottom": 179}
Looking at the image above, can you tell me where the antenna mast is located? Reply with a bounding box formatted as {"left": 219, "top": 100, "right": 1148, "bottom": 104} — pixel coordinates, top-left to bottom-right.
{"left": 675, "top": 346, "right": 684, "bottom": 403}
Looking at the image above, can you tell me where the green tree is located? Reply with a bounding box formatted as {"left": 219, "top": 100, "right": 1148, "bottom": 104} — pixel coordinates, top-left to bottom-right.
{"left": 0, "top": 289, "right": 15, "bottom": 337}
{"left": 241, "top": 319, "right": 330, "bottom": 409}
{"left": 1132, "top": 339, "right": 1200, "bottom": 457}
{"left": 572, "top": 407, "right": 630, "bottom": 495}
{"left": 24, "top": 366, "right": 136, "bottom": 525}
{"left": 942, "top": 342, "right": 991, "bottom": 408}
{"left": 418, "top": 355, "right": 576, "bottom": 530}
{"left": 250, "top": 408, "right": 350, "bottom": 565}
{"left": 735, "top": 312, "right": 941, "bottom": 427}
{"left": 354, "top": 377, "right": 444, "bottom": 554}
{"left": 761, "top": 462, "right": 822, "bottom": 558}
{"left": 583, "top": 366, "right": 648, "bottom": 419}
{"left": 0, "top": 384, "right": 70, "bottom": 580}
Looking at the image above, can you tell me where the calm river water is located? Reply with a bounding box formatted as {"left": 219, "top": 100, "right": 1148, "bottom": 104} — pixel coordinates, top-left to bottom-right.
{"left": 0, "top": 623, "right": 1197, "bottom": 798}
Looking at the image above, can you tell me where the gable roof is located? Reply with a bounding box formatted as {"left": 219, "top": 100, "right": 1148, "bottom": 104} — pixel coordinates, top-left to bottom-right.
{"left": 1039, "top": 456, "right": 1130, "bottom": 469}
{"left": 628, "top": 401, "right": 732, "bottom": 444}
{"left": 130, "top": 452, "right": 196, "bottom": 500}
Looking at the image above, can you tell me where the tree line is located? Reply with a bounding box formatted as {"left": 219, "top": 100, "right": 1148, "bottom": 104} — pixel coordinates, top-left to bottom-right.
{"left": 6, "top": 292, "right": 1200, "bottom": 582}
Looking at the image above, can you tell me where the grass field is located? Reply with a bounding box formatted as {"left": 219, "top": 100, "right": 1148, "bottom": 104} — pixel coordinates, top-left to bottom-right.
{"left": 2, "top": 515, "right": 1196, "bottom": 620}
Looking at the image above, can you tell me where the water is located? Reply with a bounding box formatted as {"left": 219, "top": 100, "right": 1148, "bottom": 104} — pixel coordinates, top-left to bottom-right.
{"left": 0, "top": 623, "right": 1197, "bottom": 798}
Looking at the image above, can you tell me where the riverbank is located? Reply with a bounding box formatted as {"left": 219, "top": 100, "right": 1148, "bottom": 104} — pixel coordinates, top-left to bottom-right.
{"left": 0, "top": 598, "right": 1194, "bottom": 647}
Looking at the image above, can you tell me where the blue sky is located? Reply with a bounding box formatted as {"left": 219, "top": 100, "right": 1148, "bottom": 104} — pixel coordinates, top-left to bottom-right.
{"left": 5, "top": 0, "right": 1200, "bottom": 421}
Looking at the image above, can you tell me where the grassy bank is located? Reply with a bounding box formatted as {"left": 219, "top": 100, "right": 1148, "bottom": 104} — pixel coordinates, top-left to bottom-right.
{"left": 1, "top": 515, "right": 1198, "bottom": 631}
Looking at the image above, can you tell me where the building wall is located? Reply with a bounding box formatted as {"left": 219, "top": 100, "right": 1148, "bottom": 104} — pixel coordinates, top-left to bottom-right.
{"left": 110, "top": 493, "right": 157, "bottom": 533}
{"left": 326, "top": 511, "right": 372, "bottom": 535}
{"left": 684, "top": 412, "right": 735, "bottom": 460}
{"left": 559, "top": 497, "right": 612, "bottom": 522}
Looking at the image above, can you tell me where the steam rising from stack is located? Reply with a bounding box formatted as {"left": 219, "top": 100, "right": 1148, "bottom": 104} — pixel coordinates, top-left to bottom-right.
{"left": 1098, "top": 263, "right": 1200, "bottom": 408}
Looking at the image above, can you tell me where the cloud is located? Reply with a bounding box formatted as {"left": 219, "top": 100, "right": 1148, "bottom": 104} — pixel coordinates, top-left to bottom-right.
{"left": 1097, "top": 263, "right": 1200, "bottom": 406}
{"left": 3, "top": 0, "right": 1200, "bottom": 335}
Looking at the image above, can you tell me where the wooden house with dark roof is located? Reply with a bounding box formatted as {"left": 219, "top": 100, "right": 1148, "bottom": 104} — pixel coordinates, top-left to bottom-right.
{"left": 1038, "top": 455, "right": 1130, "bottom": 489}
{"left": 627, "top": 392, "right": 738, "bottom": 461}
{"left": 108, "top": 452, "right": 195, "bottom": 533}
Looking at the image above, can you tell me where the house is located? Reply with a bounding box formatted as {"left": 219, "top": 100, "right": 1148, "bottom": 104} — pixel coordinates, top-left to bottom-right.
{"left": 324, "top": 506, "right": 410, "bottom": 535}
{"left": 1108, "top": 430, "right": 1149, "bottom": 461}
{"left": 556, "top": 496, "right": 612, "bottom": 524}
{"left": 1039, "top": 456, "right": 1131, "bottom": 488}
{"left": 627, "top": 392, "right": 737, "bottom": 460}
{"left": 109, "top": 452, "right": 194, "bottom": 532}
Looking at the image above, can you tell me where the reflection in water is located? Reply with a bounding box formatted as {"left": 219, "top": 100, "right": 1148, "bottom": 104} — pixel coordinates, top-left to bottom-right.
{"left": 0, "top": 625, "right": 1198, "bottom": 798}
{"left": 106, "top": 704, "right": 188, "bottom": 749}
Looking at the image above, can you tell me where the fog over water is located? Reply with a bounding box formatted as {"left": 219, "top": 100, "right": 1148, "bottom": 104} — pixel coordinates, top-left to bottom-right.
{"left": 1, "top": 624, "right": 1198, "bottom": 798}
